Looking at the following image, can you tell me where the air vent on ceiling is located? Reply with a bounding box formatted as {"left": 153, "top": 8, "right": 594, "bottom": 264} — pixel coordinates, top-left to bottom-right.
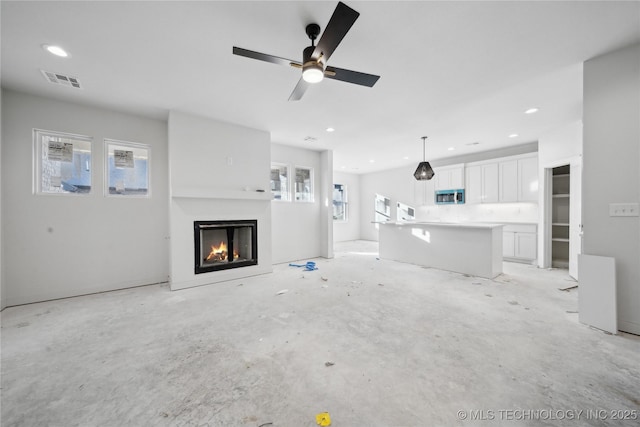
{"left": 40, "top": 70, "right": 82, "bottom": 89}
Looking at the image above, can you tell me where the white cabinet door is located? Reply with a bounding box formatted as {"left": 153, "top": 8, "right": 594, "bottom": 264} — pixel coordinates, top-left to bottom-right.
{"left": 515, "top": 232, "right": 537, "bottom": 260}
{"left": 518, "top": 156, "right": 539, "bottom": 202}
{"left": 503, "top": 232, "right": 515, "bottom": 257}
{"left": 434, "top": 165, "right": 465, "bottom": 190}
{"left": 499, "top": 160, "right": 518, "bottom": 202}
{"left": 414, "top": 178, "right": 435, "bottom": 206}
{"left": 482, "top": 163, "right": 499, "bottom": 203}
{"left": 450, "top": 167, "right": 464, "bottom": 189}
{"left": 465, "top": 165, "right": 482, "bottom": 204}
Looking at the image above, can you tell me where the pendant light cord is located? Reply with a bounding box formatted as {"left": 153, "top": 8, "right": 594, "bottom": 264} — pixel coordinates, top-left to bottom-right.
{"left": 422, "top": 136, "right": 427, "bottom": 161}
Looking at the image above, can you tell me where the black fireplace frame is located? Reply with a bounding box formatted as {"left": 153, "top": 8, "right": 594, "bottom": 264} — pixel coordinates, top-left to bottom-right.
{"left": 194, "top": 220, "right": 258, "bottom": 274}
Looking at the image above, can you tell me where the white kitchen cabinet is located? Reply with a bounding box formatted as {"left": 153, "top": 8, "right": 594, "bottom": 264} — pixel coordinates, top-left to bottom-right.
{"left": 482, "top": 163, "right": 499, "bottom": 203}
{"left": 414, "top": 178, "right": 435, "bottom": 206}
{"left": 503, "top": 231, "right": 516, "bottom": 257}
{"left": 465, "top": 165, "right": 482, "bottom": 204}
{"left": 518, "top": 156, "right": 539, "bottom": 202}
{"left": 503, "top": 224, "right": 537, "bottom": 263}
{"left": 499, "top": 160, "right": 518, "bottom": 202}
{"left": 465, "top": 163, "right": 499, "bottom": 204}
{"left": 434, "top": 164, "right": 464, "bottom": 190}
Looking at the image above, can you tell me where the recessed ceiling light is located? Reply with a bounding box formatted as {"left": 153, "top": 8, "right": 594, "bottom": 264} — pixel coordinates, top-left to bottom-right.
{"left": 447, "top": 147, "right": 455, "bottom": 151}
{"left": 509, "top": 133, "right": 519, "bottom": 138}
{"left": 341, "top": 165, "right": 346, "bottom": 169}
{"left": 369, "top": 159, "right": 375, "bottom": 163}
{"left": 524, "top": 108, "right": 539, "bottom": 114}
{"left": 403, "top": 156, "right": 409, "bottom": 160}
{"left": 326, "top": 127, "right": 335, "bottom": 132}
{"left": 43, "top": 44, "right": 69, "bottom": 58}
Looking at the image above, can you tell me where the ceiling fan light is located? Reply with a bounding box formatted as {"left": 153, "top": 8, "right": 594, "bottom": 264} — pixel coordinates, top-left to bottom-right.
{"left": 302, "top": 62, "right": 324, "bottom": 83}
{"left": 414, "top": 161, "right": 435, "bottom": 181}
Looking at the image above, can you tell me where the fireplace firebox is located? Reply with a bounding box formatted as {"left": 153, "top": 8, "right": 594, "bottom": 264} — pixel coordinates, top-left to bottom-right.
{"left": 194, "top": 220, "right": 257, "bottom": 274}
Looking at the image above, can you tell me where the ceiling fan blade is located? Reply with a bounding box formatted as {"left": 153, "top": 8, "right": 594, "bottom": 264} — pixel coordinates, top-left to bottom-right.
{"left": 288, "top": 77, "right": 310, "bottom": 101}
{"left": 325, "top": 66, "right": 380, "bottom": 87}
{"left": 312, "top": 2, "right": 359, "bottom": 63}
{"left": 233, "top": 46, "right": 300, "bottom": 67}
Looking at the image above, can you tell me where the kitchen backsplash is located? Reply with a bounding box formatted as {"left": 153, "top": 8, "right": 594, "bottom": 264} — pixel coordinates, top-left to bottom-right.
{"left": 416, "top": 202, "right": 538, "bottom": 224}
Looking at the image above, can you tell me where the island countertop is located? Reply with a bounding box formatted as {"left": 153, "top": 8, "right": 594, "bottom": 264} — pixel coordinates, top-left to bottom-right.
{"left": 378, "top": 221, "right": 503, "bottom": 278}
{"left": 380, "top": 221, "right": 504, "bottom": 229}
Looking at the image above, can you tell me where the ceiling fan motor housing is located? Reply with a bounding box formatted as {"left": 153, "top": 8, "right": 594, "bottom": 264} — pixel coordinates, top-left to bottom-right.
{"left": 302, "top": 45, "right": 324, "bottom": 82}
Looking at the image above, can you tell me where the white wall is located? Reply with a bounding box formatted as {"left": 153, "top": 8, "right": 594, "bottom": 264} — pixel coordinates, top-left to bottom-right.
{"left": 1, "top": 89, "right": 169, "bottom": 306}
{"left": 537, "top": 120, "right": 583, "bottom": 267}
{"left": 319, "top": 150, "right": 334, "bottom": 258}
{"left": 583, "top": 43, "right": 640, "bottom": 335}
{"left": 168, "top": 111, "right": 272, "bottom": 290}
{"left": 0, "top": 85, "right": 4, "bottom": 309}
{"left": 333, "top": 171, "right": 361, "bottom": 242}
{"left": 271, "top": 143, "right": 327, "bottom": 264}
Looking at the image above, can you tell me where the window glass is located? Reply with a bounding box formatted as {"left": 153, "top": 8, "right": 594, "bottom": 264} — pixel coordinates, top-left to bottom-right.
{"left": 397, "top": 202, "right": 415, "bottom": 221}
{"left": 105, "top": 139, "right": 150, "bottom": 196}
{"left": 34, "top": 129, "right": 92, "bottom": 194}
{"left": 270, "top": 163, "right": 290, "bottom": 201}
{"left": 374, "top": 193, "right": 391, "bottom": 222}
{"left": 294, "top": 167, "right": 313, "bottom": 202}
{"left": 333, "top": 184, "right": 348, "bottom": 221}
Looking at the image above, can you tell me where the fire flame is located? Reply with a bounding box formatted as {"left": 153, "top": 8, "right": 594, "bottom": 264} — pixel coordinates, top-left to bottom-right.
{"left": 206, "top": 241, "right": 239, "bottom": 262}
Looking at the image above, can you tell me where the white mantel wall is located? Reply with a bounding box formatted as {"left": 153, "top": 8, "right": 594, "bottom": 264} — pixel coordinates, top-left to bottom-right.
{"left": 1, "top": 89, "right": 169, "bottom": 306}
{"left": 168, "top": 111, "right": 272, "bottom": 290}
{"left": 583, "top": 43, "right": 640, "bottom": 335}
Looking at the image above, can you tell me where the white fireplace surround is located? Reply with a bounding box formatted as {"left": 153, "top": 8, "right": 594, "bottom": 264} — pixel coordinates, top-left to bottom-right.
{"left": 168, "top": 111, "right": 273, "bottom": 290}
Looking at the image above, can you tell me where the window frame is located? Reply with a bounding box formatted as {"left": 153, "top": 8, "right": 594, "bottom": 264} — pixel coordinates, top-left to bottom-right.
{"left": 33, "top": 128, "right": 94, "bottom": 196}
{"left": 104, "top": 138, "right": 151, "bottom": 198}
{"left": 294, "top": 165, "right": 314, "bottom": 203}
{"left": 270, "top": 162, "right": 291, "bottom": 202}
{"left": 333, "top": 183, "right": 348, "bottom": 222}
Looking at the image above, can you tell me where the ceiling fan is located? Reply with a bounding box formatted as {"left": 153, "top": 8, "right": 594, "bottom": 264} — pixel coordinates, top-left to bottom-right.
{"left": 232, "top": 1, "right": 380, "bottom": 101}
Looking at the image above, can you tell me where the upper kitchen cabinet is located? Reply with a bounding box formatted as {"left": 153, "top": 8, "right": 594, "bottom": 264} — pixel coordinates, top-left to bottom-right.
{"left": 434, "top": 164, "right": 464, "bottom": 190}
{"left": 414, "top": 177, "right": 436, "bottom": 206}
{"left": 499, "top": 160, "right": 519, "bottom": 202}
{"left": 517, "top": 156, "right": 539, "bottom": 202}
{"left": 465, "top": 163, "right": 498, "bottom": 203}
{"left": 465, "top": 154, "right": 538, "bottom": 204}
{"left": 499, "top": 155, "right": 538, "bottom": 203}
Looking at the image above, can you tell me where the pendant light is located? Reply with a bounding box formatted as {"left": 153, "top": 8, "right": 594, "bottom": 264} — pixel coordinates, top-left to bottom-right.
{"left": 414, "top": 136, "right": 435, "bottom": 180}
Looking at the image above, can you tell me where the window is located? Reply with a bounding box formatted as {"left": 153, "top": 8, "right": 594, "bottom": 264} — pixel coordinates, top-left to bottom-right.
{"left": 374, "top": 193, "right": 391, "bottom": 222}
{"left": 105, "top": 139, "right": 150, "bottom": 197}
{"left": 34, "top": 129, "right": 93, "bottom": 195}
{"left": 270, "top": 163, "right": 290, "bottom": 201}
{"left": 333, "top": 184, "right": 348, "bottom": 221}
{"left": 397, "top": 202, "right": 415, "bottom": 221}
{"left": 294, "top": 167, "right": 313, "bottom": 202}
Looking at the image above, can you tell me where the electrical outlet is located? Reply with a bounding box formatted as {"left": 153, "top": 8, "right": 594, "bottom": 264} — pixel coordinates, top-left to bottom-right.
{"left": 226, "top": 156, "right": 233, "bottom": 166}
{"left": 609, "top": 203, "right": 639, "bottom": 217}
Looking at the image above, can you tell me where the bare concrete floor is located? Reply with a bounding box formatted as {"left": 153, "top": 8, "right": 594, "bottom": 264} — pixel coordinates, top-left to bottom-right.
{"left": 2, "top": 240, "right": 639, "bottom": 427}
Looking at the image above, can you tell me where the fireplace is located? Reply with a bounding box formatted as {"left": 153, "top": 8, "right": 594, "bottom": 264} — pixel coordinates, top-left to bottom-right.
{"left": 194, "top": 220, "right": 258, "bottom": 274}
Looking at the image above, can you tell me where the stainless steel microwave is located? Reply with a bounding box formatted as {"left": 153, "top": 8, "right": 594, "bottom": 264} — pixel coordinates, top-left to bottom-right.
{"left": 435, "top": 189, "right": 465, "bottom": 204}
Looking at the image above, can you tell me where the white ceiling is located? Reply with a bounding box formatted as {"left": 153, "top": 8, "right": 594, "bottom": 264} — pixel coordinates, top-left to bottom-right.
{"left": 2, "top": 1, "right": 639, "bottom": 174}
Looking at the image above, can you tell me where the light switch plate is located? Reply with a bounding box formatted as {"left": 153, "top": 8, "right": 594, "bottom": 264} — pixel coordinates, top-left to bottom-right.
{"left": 609, "top": 203, "right": 639, "bottom": 217}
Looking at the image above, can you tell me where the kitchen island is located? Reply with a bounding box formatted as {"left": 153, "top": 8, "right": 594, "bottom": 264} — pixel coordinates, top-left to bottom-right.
{"left": 378, "top": 221, "right": 503, "bottom": 279}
